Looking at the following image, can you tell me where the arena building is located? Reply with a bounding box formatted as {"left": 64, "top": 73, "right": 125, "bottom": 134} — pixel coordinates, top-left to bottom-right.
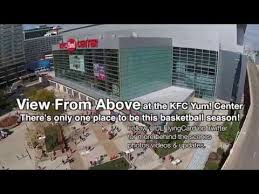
{"left": 55, "top": 24, "right": 247, "bottom": 103}
{"left": 50, "top": 36, "right": 195, "bottom": 118}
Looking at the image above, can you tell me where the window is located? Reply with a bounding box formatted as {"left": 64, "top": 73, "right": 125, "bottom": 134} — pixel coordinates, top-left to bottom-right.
{"left": 172, "top": 47, "right": 218, "bottom": 99}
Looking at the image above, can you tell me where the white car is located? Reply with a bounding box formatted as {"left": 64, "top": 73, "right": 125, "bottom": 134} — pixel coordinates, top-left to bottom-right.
{"left": 171, "top": 159, "right": 182, "bottom": 166}
{"left": 0, "top": 129, "right": 10, "bottom": 140}
{"left": 38, "top": 136, "right": 46, "bottom": 140}
{"left": 80, "top": 150, "right": 90, "bottom": 156}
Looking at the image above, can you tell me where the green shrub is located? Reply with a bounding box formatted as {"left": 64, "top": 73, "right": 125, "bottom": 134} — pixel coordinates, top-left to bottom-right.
{"left": 208, "top": 152, "right": 218, "bottom": 161}
{"left": 25, "top": 89, "right": 63, "bottom": 115}
{"left": 217, "top": 147, "right": 225, "bottom": 157}
{"left": 44, "top": 125, "right": 62, "bottom": 152}
{"left": 24, "top": 87, "right": 37, "bottom": 99}
{"left": 0, "top": 89, "right": 10, "bottom": 109}
{"left": 31, "top": 89, "right": 55, "bottom": 103}
{"left": 90, "top": 158, "right": 130, "bottom": 170}
{"left": 219, "top": 121, "right": 240, "bottom": 144}
{"left": 204, "top": 161, "right": 219, "bottom": 170}
{"left": 155, "top": 113, "right": 190, "bottom": 158}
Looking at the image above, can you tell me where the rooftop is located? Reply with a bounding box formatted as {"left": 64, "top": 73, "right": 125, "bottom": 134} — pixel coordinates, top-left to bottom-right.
{"left": 52, "top": 77, "right": 194, "bottom": 116}
{"left": 59, "top": 24, "right": 243, "bottom": 53}
{"left": 132, "top": 86, "right": 195, "bottom": 116}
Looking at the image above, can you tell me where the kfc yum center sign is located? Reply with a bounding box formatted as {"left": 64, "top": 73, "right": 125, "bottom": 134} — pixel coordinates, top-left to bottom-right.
{"left": 59, "top": 38, "right": 99, "bottom": 53}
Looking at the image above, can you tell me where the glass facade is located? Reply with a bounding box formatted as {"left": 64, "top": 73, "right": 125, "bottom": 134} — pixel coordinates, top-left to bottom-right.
{"left": 120, "top": 47, "right": 172, "bottom": 100}
{"left": 172, "top": 47, "right": 218, "bottom": 99}
{"left": 24, "top": 26, "right": 53, "bottom": 40}
{"left": 0, "top": 24, "right": 25, "bottom": 87}
{"left": 53, "top": 49, "right": 120, "bottom": 98}
{"left": 53, "top": 46, "right": 172, "bottom": 100}
{"left": 231, "top": 54, "right": 242, "bottom": 102}
{"left": 24, "top": 35, "right": 62, "bottom": 64}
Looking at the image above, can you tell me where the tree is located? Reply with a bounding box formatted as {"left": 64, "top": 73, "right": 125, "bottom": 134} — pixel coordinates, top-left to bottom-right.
{"left": 25, "top": 122, "right": 45, "bottom": 148}
{"left": 28, "top": 89, "right": 63, "bottom": 115}
{"left": 44, "top": 125, "right": 63, "bottom": 152}
{"left": 0, "top": 89, "right": 8, "bottom": 108}
{"left": 31, "top": 89, "right": 55, "bottom": 103}
{"left": 0, "top": 89, "right": 5, "bottom": 100}
{"left": 219, "top": 121, "right": 240, "bottom": 144}
{"left": 208, "top": 152, "right": 218, "bottom": 161}
{"left": 217, "top": 147, "right": 224, "bottom": 157}
{"left": 24, "top": 87, "right": 37, "bottom": 99}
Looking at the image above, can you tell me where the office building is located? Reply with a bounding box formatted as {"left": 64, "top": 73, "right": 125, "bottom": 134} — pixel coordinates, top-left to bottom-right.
{"left": 24, "top": 25, "right": 61, "bottom": 39}
{"left": 24, "top": 35, "right": 63, "bottom": 69}
{"left": 0, "top": 24, "right": 26, "bottom": 87}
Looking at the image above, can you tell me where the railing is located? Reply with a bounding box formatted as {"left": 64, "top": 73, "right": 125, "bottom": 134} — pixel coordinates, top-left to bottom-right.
{"left": 222, "top": 57, "right": 256, "bottom": 169}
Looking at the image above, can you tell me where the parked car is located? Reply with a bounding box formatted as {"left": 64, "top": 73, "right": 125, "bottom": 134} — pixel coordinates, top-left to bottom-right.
{"left": 171, "top": 158, "right": 182, "bottom": 166}
{"left": 0, "top": 128, "right": 11, "bottom": 140}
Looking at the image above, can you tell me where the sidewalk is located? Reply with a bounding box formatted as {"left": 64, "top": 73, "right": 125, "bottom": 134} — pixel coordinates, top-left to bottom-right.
{"left": 68, "top": 142, "right": 86, "bottom": 169}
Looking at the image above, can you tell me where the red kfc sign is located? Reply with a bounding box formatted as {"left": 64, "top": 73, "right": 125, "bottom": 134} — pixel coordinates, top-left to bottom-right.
{"left": 59, "top": 38, "right": 98, "bottom": 53}
{"left": 66, "top": 38, "right": 77, "bottom": 53}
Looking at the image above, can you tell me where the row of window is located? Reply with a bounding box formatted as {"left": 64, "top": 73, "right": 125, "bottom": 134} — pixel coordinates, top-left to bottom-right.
{"left": 55, "top": 73, "right": 119, "bottom": 97}
{"left": 172, "top": 47, "right": 218, "bottom": 99}
{"left": 54, "top": 50, "right": 120, "bottom": 96}
{"left": 173, "top": 47, "right": 218, "bottom": 54}
{"left": 173, "top": 55, "right": 218, "bottom": 61}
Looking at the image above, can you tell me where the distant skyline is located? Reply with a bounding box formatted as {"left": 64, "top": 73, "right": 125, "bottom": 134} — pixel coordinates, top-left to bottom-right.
{"left": 23, "top": 24, "right": 90, "bottom": 31}
{"left": 23, "top": 24, "right": 259, "bottom": 51}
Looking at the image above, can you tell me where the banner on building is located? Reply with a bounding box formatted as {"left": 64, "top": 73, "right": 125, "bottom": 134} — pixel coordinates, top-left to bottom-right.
{"left": 98, "top": 64, "right": 106, "bottom": 80}
{"left": 93, "top": 63, "right": 99, "bottom": 77}
{"left": 69, "top": 55, "right": 85, "bottom": 72}
{"left": 93, "top": 63, "right": 107, "bottom": 81}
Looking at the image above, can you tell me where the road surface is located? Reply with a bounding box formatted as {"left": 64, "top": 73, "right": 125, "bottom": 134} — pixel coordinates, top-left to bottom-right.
{"left": 223, "top": 61, "right": 259, "bottom": 169}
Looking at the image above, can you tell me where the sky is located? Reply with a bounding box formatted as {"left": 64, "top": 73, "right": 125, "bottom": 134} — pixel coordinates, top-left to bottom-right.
{"left": 244, "top": 25, "right": 259, "bottom": 50}
{"left": 23, "top": 24, "right": 259, "bottom": 51}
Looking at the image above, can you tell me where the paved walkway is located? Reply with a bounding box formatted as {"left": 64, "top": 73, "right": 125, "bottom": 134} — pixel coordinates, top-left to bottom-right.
{"left": 69, "top": 142, "right": 86, "bottom": 170}
{"left": 90, "top": 122, "right": 120, "bottom": 157}
{"left": 187, "top": 107, "right": 227, "bottom": 170}
{"left": 0, "top": 122, "right": 35, "bottom": 169}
